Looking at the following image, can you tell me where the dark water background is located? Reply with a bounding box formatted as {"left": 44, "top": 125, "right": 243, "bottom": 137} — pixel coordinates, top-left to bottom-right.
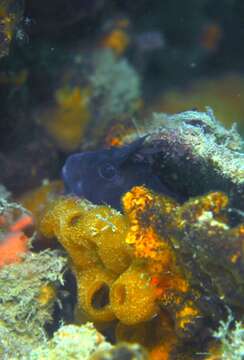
{"left": 0, "top": 0, "right": 243, "bottom": 194}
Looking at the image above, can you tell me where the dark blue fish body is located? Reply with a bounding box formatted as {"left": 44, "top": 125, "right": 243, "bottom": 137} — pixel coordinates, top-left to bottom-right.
{"left": 62, "top": 138, "right": 174, "bottom": 210}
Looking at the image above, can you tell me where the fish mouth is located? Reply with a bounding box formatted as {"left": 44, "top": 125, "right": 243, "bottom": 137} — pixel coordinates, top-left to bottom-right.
{"left": 62, "top": 154, "right": 85, "bottom": 196}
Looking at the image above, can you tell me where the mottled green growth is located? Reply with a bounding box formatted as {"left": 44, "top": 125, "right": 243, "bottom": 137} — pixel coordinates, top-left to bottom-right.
{"left": 90, "top": 49, "right": 140, "bottom": 119}
{"left": 151, "top": 108, "right": 243, "bottom": 184}
{"left": 0, "top": 184, "right": 30, "bottom": 218}
{"left": 141, "top": 109, "right": 244, "bottom": 210}
{"left": 0, "top": 197, "right": 30, "bottom": 216}
{"left": 0, "top": 250, "right": 66, "bottom": 359}
{"left": 213, "top": 313, "right": 244, "bottom": 360}
{"left": 29, "top": 323, "right": 111, "bottom": 360}
{"left": 168, "top": 192, "right": 244, "bottom": 309}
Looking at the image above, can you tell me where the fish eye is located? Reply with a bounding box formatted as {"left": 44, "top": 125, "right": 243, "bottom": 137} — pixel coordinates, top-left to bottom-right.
{"left": 99, "top": 162, "right": 118, "bottom": 180}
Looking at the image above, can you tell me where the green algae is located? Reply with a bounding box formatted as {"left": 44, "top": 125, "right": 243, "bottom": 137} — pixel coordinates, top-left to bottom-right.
{"left": 0, "top": 250, "right": 66, "bottom": 359}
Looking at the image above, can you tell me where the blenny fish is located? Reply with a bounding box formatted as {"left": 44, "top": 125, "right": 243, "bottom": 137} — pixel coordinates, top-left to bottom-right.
{"left": 62, "top": 137, "right": 174, "bottom": 209}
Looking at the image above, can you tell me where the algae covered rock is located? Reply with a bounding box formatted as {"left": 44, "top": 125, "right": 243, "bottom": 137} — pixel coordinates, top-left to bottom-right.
{"left": 134, "top": 109, "right": 244, "bottom": 211}
{"left": 29, "top": 323, "right": 112, "bottom": 360}
{"left": 29, "top": 323, "right": 148, "bottom": 360}
{"left": 0, "top": 250, "right": 66, "bottom": 359}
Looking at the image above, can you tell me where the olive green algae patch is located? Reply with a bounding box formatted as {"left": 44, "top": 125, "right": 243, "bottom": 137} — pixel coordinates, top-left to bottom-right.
{"left": 0, "top": 250, "right": 67, "bottom": 359}
{"left": 29, "top": 323, "right": 112, "bottom": 360}
{"left": 213, "top": 312, "right": 244, "bottom": 360}
{"left": 28, "top": 323, "right": 148, "bottom": 360}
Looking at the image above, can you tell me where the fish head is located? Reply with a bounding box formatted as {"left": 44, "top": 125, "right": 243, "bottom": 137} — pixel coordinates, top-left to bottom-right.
{"left": 62, "top": 137, "right": 146, "bottom": 208}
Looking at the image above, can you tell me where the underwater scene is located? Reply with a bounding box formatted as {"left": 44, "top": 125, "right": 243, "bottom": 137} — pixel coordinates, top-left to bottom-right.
{"left": 0, "top": 0, "right": 244, "bottom": 359}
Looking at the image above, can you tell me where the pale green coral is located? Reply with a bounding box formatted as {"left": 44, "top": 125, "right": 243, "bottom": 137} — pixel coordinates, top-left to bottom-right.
{"left": 0, "top": 250, "right": 66, "bottom": 359}
{"left": 0, "top": 195, "right": 29, "bottom": 216}
{"left": 29, "top": 323, "right": 111, "bottom": 360}
{"left": 213, "top": 313, "right": 244, "bottom": 360}
{"left": 90, "top": 49, "right": 141, "bottom": 119}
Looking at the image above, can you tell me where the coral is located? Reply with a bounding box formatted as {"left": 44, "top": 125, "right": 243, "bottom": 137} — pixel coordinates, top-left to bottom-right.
{"left": 9, "top": 213, "right": 33, "bottom": 232}
{"left": 0, "top": 1, "right": 244, "bottom": 358}
{"left": 19, "top": 180, "right": 64, "bottom": 223}
{"left": 101, "top": 29, "right": 130, "bottom": 55}
{"left": 29, "top": 323, "right": 112, "bottom": 360}
{"left": 212, "top": 313, "right": 244, "bottom": 360}
{"left": 123, "top": 185, "right": 177, "bottom": 268}
{"left": 36, "top": 191, "right": 192, "bottom": 356}
{"left": 37, "top": 48, "right": 141, "bottom": 151}
{"left": 29, "top": 322, "right": 148, "bottom": 360}
{"left": 99, "top": 15, "right": 131, "bottom": 56}
{"left": 37, "top": 283, "right": 56, "bottom": 306}
{"left": 121, "top": 186, "right": 201, "bottom": 337}
{"left": 38, "top": 181, "right": 244, "bottom": 357}
{"left": 39, "top": 197, "right": 130, "bottom": 273}
{"left": 0, "top": 192, "right": 33, "bottom": 267}
{"left": 169, "top": 191, "right": 244, "bottom": 309}
{"left": 90, "top": 49, "right": 141, "bottom": 121}
{"left": 0, "top": 193, "right": 29, "bottom": 217}
{"left": 0, "top": 250, "right": 66, "bottom": 359}
{"left": 110, "top": 263, "right": 159, "bottom": 325}
{"left": 122, "top": 185, "right": 244, "bottom": 320}
{"left": 0, "top": 231, "right": 29, "bottom": 267}
{"left": 39, "top": 196, "right": 133, "bottom": 323}
{"left": 77, "top": 265, "right": 117, "bottom": 323}
{"left": 40, "top": 86, "right": 91, "bottom": 151}
{"left": 38, "top": 195, "right": 160, "bottom": 325}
